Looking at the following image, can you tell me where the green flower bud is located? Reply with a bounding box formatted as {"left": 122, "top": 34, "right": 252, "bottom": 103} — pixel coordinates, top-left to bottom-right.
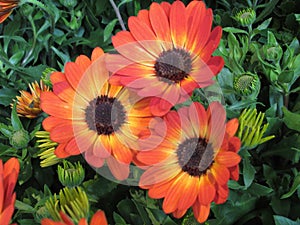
{"left": 41, "top": 68, "right": 56, "bottom": 88}
{"left": 36, "top": 131, "right": 62, "bottom": 167}
{"left": 45, "top": 186, "right": 89, "bottom": 223}
{"left": 233, "top": 72, "right": 261, "bottom": 98}
{"left": 9, "top": 129, "right": 30, "bottom": 149}
{"left": 234, "top": 8, "right": 256, "bottom": 27}
{"left": 238, "top": 108, "right": 275, "bottom": 149}
{"left": 58, "top": 161, "right": 85, "bottom": 187}
{"left": 59, "top": 0, "right": 77, "bottom": 8}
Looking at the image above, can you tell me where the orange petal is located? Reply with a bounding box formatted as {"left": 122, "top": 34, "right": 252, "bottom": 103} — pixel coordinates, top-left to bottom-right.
{"left": 211, "top": 163, "right": 230, "bottom": 186}
{"left": 75, "top": 55, "right": 91, "bottom": 72}
{"left": 177, "top": 174, "right": 199, "bottom": 211}
{"left": 170, "top": 1, "right": 187, "bottom": 47}
{"left": 185, "top": 1, "right": 206, "bottom": 52}
{"left": 160, "top": 2, "right": 171, "bottom": 17}
{"left": 201, "top": 26, "right": 223, "bottom": 62}
{"left": 50, "top": 123, "right": 74, "bottom": 143}
{"left": 40, "top": 92, "right": 72, "bottom": 119}
{"left": 90, "top": 210, "right": 108, "bottom": 225}
{"left": 192, "top": 201, "right": 211, "bottom": 223}
{"left": 206, "top": 56, "right": 224, "bottom": 75}
{"left": 137, "top": 9, "right": 151, "bottom": 28}
{"left": 42, "top": 116, "right": 70, "bottom": 132}
{"left": 147, "top": 179, "right": 173, "bottom": 199}
{"left": 214, "top": 183, "right": 229, "bottom": 204}
{"left": 149, "top": 2, "right": 172, "bottom": 44}
{"left": 172, "top": 208, "right": 187, "bottom": 219}
{"left": 84, "top": 150, "right": 104, "bottom": 168}
{"left": 0, "top": 205, "right": 15, "bottom": 225}
{"left": 229, "top": 165, "right": 240, "bottom": 181}
{"left": 53, "top": 81, "right": 75, "bottom": 103}
{"left": 106, "top": 156, "right": 130, "bottom": 180}
{"left": 91, "top": 47, "right": 104, "bottom": 61}
{"left": 59, "top": 211, "right": 75, "bottom": 225}
{"left": 64, "top": 62, "right": 85, "bottom": 90}
{"left": 215, "top": 151, "right": 241, "bottom": 167}
{"left": 54, "top": 143, "right": 70, "bottom": 158}
{"left": 64, "top": 138, "right": 82, "bottom": 156}
{"left": 110, "top": 135, "right": 133, "bottom": 164}
{"left": 198, "top": 174, "right": 216, "bottom": 205}
{"left": 226, "top": 118, "right": 239, "bottom": 137}
{"left": 50, "top": 71, "right": 67, "bottom": 84}
{"left": 228, "top": 136, "right": 241, "bottom": 153}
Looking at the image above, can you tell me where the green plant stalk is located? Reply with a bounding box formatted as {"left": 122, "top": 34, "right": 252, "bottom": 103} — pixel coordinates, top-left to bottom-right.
{"left": 109, "top": 0, "right": 126, "bottom": 31}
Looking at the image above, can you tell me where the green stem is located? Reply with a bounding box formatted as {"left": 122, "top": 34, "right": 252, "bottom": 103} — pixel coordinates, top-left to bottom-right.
{"left": 21, "top": 15, "right": 37, "bottom": 66}
{"left": 19, "top": 0, "right": 48, "bottom": 12}
{"left": 109, "top": 0, "right": 126, "bottom": 31}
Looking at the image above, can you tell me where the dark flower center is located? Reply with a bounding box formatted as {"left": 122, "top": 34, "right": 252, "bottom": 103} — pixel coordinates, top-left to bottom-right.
{"left": 177, "top": 137, "right": 214, "bottom": 176}
{"left": 85, "top": 95, "right": 126, "bottom": 135}
{"left": 154, "top": 48, "right": 192, "bottom": 84}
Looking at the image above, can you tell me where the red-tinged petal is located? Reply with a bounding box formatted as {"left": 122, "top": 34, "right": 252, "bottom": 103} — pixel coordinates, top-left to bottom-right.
{"left": 50, "top": 72, "right": 67, "bottom": 84}
{"left": 75, "top": 55, "right": 91, "bottom": 72}
{"left": 0, "top": 205, "right": 14, "bottom": 225}
{"left": 172, "top": 208, "right": 187, "bottom": 219}
{"left": 192, "top": 201, "right": 211, "bottom": 224}
{"left": 201, "top": 26, "right": 223, "bottom": 61}
{"left": 137, "top": 9, "right": 151, "bottom": 28}
{"left": 90, "top": 210, "right": 108, "bottom": 225}
{"left": 53, "top": 81, "right": 75, "bottom": 103}
{"left": 149, "top": 97, "right": 173, "bottom": 117}
{"left": 160, "top": 2, "right": 171, "bottom": 17}
{"left": 128, "top": 17, "right": 163, "bottom": 57}
{"left": 214, "top": 184, "right": 229, "bottom": 204}
{"left": 149, "top": 3, "right": 172, "bottom": 44}
{"left": 42, "top": 116, "right": 70, "bottom": 132}
{"left": 106, "top": 156, "right": 130, "bottom": 180}
{"left": 91, "top": 47, "right": 104, "bottom": 61}
{"left": 228, "top": 136, "right": 241, "bottom": 153}
{"left": 177, "top": 174, "right": 199, "bottom": 211}
{"left": 78, "top": 219, "right": 88, "bottom": 225}
{"left": 64, "top": 138, "right": 82, "bottom": 156}
{"left": 211, "top": 163, "right": 230, "bottom": 186}
{"left": 215, "top": 151, "right": 241, "bottom": 167}
{"left": 139, "top": 162, "right": 181, "bottom": 187}
{"left": 54, "top": 143, "right": 70, "bottom": 158}
{"left": 185, "top": 1, "right": 206, "bottom": 52}
{"left": 112, "top": 31, "right": 136, "bottom": 50}
{"left": 64, "top": 62, "right": 85, "bottom": 90}
{"left": 206, "top": 56, "right": 224, "bottom": 75}
{"left": 50, "top": 123, "right": 74, "bottom": 143}
{"left": 226, "top": 118, "right": 239, "bottom": 137}
{"left": 170, "top": 1, "right": 187, "bottom": 48}
{"left": 206, "top": 102, "right": 226, "bottom": 151}
{"left": 136, "top": 146, "right": 173, "bottom": 165}
{"left": 59, "top": 211, "right": 75, "bottom": 225}
{"left": 198, "top": 174, "right": 216, "bottom": 205}
{"left": 3, "top": 158, "right": 20, "bottom": 178}
{"left": 229, "top": 165, "right": 240, "bottom": 181}
{"left": 85, "top": 150, "right": 104, "bottom": 168}
{"left": 40, "top": 92, "right": 73, "bottom": 119}
{"left": 0, "top": 11, "right": 12, "bottom": 24}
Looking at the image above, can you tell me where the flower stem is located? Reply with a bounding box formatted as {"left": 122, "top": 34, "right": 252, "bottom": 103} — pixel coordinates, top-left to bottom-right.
{"left": 109, "top": 0, "right": 126, "bottom": 31}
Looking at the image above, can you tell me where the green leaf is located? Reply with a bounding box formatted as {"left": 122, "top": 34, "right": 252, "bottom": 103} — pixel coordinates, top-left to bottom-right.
{"left": 223, "top": 27, "right": 248, "bottom": 35}
{"left": 104, "top": 19, "right": 118, "bottom": 42}
{"left": 255, "top": 0, "right": 279, "bottom": 22}
{"left": 113, "top": 212, "right": 129, "bottom": 225}
{"left": 11, "top": 103, "right": 23, "bottom": 131}
{"left": 0, "top": 88, "right": 18, "bottom": 106}
{"left": 281, "top": 174, "right": 300, "bottom": 199}
{"left": 274, "top": 215, "right": 300, "bottom": 225}
{"left": 282, "top": 106, "right": 300, "bottom": 132}
{"left": 295, "top": 14, "right": 300, "bottom": 22}
{"left": 256, "top": 18, "right": 272, "bottom": 31}
{"left": 15, "top": 200, "right": 35, "bottom": 213}
{"left": 243, "top": 156, "right": 256, "bottom": 188}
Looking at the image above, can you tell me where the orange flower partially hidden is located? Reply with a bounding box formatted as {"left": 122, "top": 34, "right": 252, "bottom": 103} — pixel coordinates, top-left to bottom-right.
{"left": 0, "top": 157, "right": 20, "bottom": 225}
{"left": 107, "top": 0, "right": 224, "bottom": 116}
{"left": 0, "top": 0, "right": 19, "bottom": 23}
{"left": 136, "top": 102, "right": 241, "bottom": 223}
{"left": 41, "top": 210, "right": 108, "bottom": 225}
{"left": 14, "top": 80, "right": 50, "bottom": 118}
{"left": 40, "top": 47, "right": 152, "bottom": 180}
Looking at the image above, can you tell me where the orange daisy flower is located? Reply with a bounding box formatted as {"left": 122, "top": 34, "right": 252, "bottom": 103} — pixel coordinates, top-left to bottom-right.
{"left": 106, "top": 0, "right": 224, "bottom": 116}
{"left": 41, "top": 210, "right": 108, "bottom": 225}
{"left": 0, "top": 0, "right": 18, "bottom": 23}
{"left": 0, "top": 157, "right": 20, "bottom": 225}
{"left": 40, "top": 47, "right": 152, "bottom": 180}
{"left": 136, "top": 102, "right": 241, "bottom": 223}
{"left": 14, "top": 80, "right": 50, "bottom": 118}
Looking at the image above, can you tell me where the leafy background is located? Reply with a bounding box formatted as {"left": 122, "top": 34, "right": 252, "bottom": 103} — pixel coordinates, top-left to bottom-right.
{"left": 0, "top": 0, "right": 300, "bottom": 224}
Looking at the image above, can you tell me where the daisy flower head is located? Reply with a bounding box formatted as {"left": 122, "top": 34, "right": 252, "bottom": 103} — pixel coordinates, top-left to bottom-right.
{"left": 136, "top": 101, "right": 241, "bottom": 223}
{"left": 106, "top": 0, "right": 224, "bottom": 116}
{"left": 40, "top": 47, "right": 153, "bottom": 181}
